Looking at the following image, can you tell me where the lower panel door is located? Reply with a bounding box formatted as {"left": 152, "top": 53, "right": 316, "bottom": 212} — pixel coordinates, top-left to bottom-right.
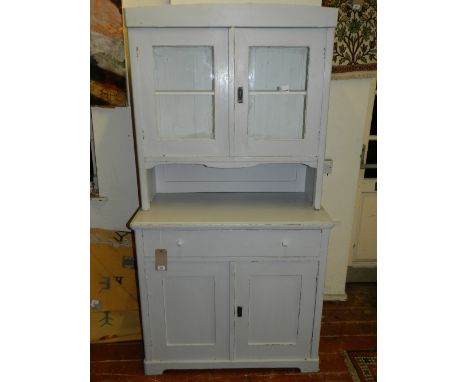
{"left": 234, "top": 260, "right": 319, "bottom": 360}
{"left": 146, "top": 258, "right": 230, "bottom": 361}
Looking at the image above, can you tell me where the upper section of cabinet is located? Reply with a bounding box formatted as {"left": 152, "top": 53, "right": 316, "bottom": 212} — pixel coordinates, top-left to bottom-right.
{"left": 125, "top": 4, "right": 337, "bottom": 28}
{"left": 125, "top": 5, "right": 337, "bottom": 167}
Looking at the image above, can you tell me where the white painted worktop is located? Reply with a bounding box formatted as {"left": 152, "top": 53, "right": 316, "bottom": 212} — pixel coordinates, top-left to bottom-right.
{"left": 130, "top": 192, "right": 333, "bottom": 229}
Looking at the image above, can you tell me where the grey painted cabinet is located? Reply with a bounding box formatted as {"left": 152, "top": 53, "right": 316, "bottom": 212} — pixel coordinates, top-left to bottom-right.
{"left": 126, "top": 3, "right": 337, "bottom": 376}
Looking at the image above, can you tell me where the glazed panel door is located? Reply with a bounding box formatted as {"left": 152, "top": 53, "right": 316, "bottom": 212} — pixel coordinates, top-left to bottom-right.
{"left": 129, "top": 28, "right": 229, "bottom": 158}
{"left": 234, "top": 260, "right": 319, "bottom": 360}
{"left": 233, "top": 28, "right": 326, "bottom": 158}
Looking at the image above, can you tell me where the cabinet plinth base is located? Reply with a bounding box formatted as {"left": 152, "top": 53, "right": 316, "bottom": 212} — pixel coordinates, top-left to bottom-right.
{"left": 144, "top": 358, "right": 319, "bottom": 375}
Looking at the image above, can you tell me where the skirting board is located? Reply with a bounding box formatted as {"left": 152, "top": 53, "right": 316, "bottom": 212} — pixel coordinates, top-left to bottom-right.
{"left": 346, "top": 266, "right": 377, "bottom": 283}
{"left": 144, "top": 358, "right": 319, "bottom": 375}
{"left": 323, "top": 293, "right": 348, "bottom": 301}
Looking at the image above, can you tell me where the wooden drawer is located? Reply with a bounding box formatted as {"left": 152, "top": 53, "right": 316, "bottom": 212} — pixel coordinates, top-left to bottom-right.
{"left": 141, "top": 229, "right": 322, "bottom": 258}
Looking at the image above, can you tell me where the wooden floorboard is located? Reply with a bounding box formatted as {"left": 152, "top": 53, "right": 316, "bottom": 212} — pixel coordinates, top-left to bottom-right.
{"left": 91, "top": 341, "right": 144, "bottom": 361}
{"left": 91, "top": 283, "right": 376, "bottom": 382}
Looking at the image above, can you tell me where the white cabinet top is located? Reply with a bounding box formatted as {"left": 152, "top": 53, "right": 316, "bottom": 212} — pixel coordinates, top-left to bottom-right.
{"left": 125, "top": 4, "right": 338, "bottom": 28}
{"left": 130, "top": 192, "right": 333, "bottom": 229}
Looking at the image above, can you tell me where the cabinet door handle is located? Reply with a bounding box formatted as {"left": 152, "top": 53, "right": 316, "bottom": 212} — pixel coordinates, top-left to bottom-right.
{"left": 236, "top": 306, "right": 243, "bottom": 317}
{"left": 237, "top": 87, "right": 243, "bottom": 103}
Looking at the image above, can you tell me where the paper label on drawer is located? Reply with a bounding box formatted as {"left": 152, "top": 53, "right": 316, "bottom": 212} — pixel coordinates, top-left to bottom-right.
{"left": 155, "top": 249, "right": 167, "bottom": 271}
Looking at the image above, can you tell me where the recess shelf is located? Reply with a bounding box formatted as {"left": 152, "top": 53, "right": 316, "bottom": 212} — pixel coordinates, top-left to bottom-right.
{"left": 130, "top": 192, "right": 333, "bottom": 229}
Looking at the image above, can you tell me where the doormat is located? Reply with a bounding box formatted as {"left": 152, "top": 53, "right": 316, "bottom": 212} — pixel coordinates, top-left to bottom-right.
{"left": 342, "top": 349, "right": 377, "bottom": 381}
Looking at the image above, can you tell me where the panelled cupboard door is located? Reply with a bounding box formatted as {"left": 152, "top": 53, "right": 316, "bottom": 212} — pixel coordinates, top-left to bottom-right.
{"left": 234, "top": 260, "right": 319, "bottom": 360}
{"left": 145, "top": 259, "right": 230, "bottom": 361}
{"left": 234, "top": 28, "right": 326, "bottom": 157}
{"left": 129, "top": 28, "right": 229, "bottom": 158}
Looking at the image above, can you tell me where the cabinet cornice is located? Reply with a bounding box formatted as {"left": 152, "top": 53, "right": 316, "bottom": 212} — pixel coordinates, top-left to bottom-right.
{"left": 125, "top": 4, "right": 338, "bottom": 28}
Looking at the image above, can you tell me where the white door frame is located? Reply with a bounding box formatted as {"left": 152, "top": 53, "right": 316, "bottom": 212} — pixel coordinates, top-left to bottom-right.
{"left": 349, "top": 78, "right": 377, "bottom": 267}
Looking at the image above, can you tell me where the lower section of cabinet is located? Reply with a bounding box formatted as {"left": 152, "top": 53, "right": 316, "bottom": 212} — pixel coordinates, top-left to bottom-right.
{"left": 143, "top": 359, "right": 320, "bottom": 374}
{"left": 133, "top": 228, "right": 331, "bottom": 375}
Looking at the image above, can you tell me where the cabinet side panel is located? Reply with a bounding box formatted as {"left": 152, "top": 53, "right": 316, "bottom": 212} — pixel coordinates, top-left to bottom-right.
{"left": 133, "top": 229, "right": 153, "bottom": 360}
{"left": 310, "top": 229, "right": 331, "bottom": 359}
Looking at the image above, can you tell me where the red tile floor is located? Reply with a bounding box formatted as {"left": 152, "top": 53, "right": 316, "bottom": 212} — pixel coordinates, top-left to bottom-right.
{"left": 91, "top": 283, "right": 377, "bottom": 382}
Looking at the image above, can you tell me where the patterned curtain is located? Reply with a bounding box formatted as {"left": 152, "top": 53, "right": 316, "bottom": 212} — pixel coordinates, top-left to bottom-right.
{"left": 322, "top": 0, "right": 377, "bottom": 78}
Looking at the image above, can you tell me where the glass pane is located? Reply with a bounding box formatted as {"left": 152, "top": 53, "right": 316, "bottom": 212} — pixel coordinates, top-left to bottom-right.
{"left": 153, "top": 47, "right": 214, "bottom": 91}
{"left": 370, "top": 95, "right": 377, "bottom": 135}
{"left": 366, "top": 140, "right": 377, "bottom": 165}
{"left": 248, "top": 95, "right": 305, "bottom": 139}
{"left": 249, "top": 47, "right": 309, "bottom": 91}
{"left": 364, "top": 168, "right": 377, "bottom": 179}
{"left": 155, "top": 95, "right": 214, "bottom": 139}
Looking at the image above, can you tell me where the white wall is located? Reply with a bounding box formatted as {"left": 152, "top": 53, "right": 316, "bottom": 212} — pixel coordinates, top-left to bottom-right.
{"left": 90, "top": 0, "right": 373, "bottom": 298}
{"left": 90, "top": 106, "right": 139, "bottom": 231}
{"left": 322, "top": 78, "right": 374, "bottom": 298}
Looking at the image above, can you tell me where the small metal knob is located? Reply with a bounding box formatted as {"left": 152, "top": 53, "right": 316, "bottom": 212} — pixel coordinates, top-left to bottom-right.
{"left": 176, "top": 239, "right": 183, "bottom": 247}
{"left": 282, "top": 240, "right": 288, "bottom": 247}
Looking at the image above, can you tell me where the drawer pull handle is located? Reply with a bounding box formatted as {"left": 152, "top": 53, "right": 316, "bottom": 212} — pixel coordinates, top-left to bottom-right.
{"left": 176, "top": 239, "right": 183, "bottom": 247}
{"left": 281, "top": 240, "right": 288, "bottom": 247}
{"left": 237, "top": 306, "right": 243, "bottom": 317}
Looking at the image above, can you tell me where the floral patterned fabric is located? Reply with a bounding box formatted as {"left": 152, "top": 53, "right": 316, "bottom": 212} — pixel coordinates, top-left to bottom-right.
{"left": 322, "top": 0, "right": 377, "bottom": 77}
